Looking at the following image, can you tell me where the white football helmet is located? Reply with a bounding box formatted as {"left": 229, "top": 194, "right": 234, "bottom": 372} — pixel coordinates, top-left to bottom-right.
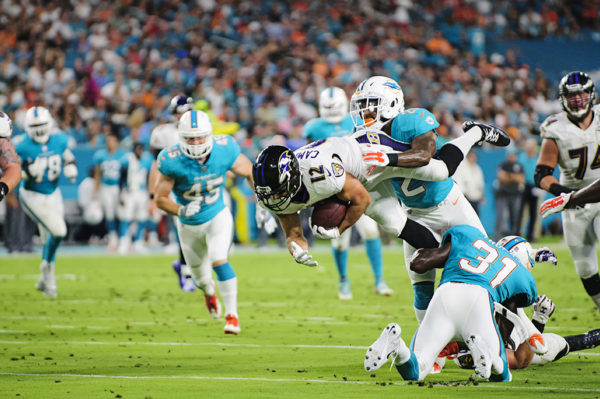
{"left": 350, "top": 76, "right": 405, "bottom": 131}
{"left": 24, "top": 106, "right": 52, "bottom": 144}
{"left": 169, "top": 95, "right": 194, "bottom": 115}
{"left": 319, "top": 87, "right": 348, "bottom": 124}
{"left": 0, "top": 111, "right": 12, "bottom": 138}
{"left": 559, "top": 71, "right": 596, "bottom": 121}
{"left": 83, "top": 201, "right": 104, "bottom": 225}
{"left": 497, "top": 235, "right": 534, "bottom": 271}
{"left": 178, "top": 110, "right": 213, "bottom": 159}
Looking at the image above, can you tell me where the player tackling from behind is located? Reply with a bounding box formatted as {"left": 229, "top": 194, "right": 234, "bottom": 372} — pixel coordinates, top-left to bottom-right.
{"left": 154, "top": 109, "right": 253, "bottom": 334}
{"left": 535, "top": 71, "right": 600, "bottom": 310}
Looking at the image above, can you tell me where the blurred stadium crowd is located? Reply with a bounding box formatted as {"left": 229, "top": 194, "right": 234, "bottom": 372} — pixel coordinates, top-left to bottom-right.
{"left": 1, "top": 0, "right": 600, "bottom": 249}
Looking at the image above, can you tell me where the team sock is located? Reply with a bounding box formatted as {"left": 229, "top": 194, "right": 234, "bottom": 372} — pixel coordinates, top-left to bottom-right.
{"left": 365, "top": 238, "right": 383, "bottom": 284}
{"left": 42, "top": 235, "right": 63, "bottom": 263}
{"left": 332, "top": 247, "right": 348, "bottom": 280}
{"left": 413, "top": 282, "right": 434, "bottom": 323}
{"left": 581, "top": 275, "right": 600, "bottom": 309}
{"left": 214, "top": 263, "right": 238, "bottom": 316}
{"left": 399, "top": 219, "right": 439, "bottom": 249}
{"left": 565, "top": 329, "right": 600, "bottom": 352}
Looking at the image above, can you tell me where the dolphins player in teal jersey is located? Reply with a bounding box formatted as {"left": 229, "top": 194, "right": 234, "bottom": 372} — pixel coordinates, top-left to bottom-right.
{"left": 304, "top": 87, "right": 390, "bottom": 300}
{"left": 350, "top": 76, "right": 510, "bottom": 322}
{"left": 364, "top": 226, "right": 538, "bottom": 382}
{"left": 155, "top": 109, "right": 253, "bottom": 335}
{"left": 92, "top": 131, "right": 125, "bottom": 252}
{"left": 15, "top": 106, "right": 78, "bottom": 297}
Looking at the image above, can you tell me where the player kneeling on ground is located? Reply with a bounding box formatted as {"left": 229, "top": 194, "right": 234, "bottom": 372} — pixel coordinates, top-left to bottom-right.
{"left": 154, "top": 110, "right": 253, "bottom": 335}
{"left": 364, "top": 227, "right": 538, "bottom": 382}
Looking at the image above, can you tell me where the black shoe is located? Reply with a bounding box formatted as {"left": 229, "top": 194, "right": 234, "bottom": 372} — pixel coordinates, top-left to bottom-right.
{"left": 462, "top": 121, "right": 511, "bottom": 147}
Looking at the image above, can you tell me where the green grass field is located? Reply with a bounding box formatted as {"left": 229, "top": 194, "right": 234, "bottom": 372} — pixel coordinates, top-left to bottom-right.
{"left": 1, "top": 243, "right": 599, "bottom": 398}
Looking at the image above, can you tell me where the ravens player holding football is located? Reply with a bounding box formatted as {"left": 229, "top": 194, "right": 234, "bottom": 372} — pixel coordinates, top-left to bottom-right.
{"left": 535, "top": 71, "right": 600, "bottom": 310}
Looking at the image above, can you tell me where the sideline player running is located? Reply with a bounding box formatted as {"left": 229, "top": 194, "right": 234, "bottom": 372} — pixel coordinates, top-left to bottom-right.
{"left": 304, "top": 86, "right": 391, "bottom": 299}
{"left": 364, "top": 226, "right": 537, "bottom": 382}
{"left": 350, "top": 75, "right": 509, "bottom": 321}
{"left": 15, "top": 106, "right": 78, "bottom": 297}
{"left": 154, "top": 109, "right": 253, "bottom": 334}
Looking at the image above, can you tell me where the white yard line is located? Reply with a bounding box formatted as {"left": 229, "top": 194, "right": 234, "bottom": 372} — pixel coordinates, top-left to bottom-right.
{"left": 0, "top": 372, "right": 598, "bottom": 393}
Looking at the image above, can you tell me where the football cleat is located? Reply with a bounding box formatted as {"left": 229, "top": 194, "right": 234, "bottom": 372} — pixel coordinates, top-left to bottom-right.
{"left": 35, "top": 261, "right": 57, "bottom": 298}
{"left": 224, "top": 314, "right": 241, "bottom": 335}
{"left": 528, "top": 333, "right": 548, "bottom": 355}
{"left": 364, "top": 323, "right": 402, "bottom": 372}
{"left": 462, "top": 120, "right": 511, "bottom": 147}
{"left": 172, "top": 260, "right": 195, "bottom": 292}
{"left": 465, "top": 334, "right": 492, "bottom": 379}
{"left": 431, "top": 356, "right": 445, "bottom": 374}
{"left": 204, "top": 292, "right": 221, "bottom": 319}
{"left": 338, "top": 279, "right": 352, "bottom": 300}
{"left": 375, "top": 280, "right": 393, "bottom": 296}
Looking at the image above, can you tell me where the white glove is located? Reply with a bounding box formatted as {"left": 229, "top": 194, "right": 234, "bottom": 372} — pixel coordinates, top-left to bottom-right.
{"left": 532, "top": 294, "right": 555, "bottom": 324}
{"left": 290, "top": 241, "right": 318, "bottom": 267}
{"left": 63, "top": 163, "right": 78, "bottom": 182}
{"left": 539, "top": 192, "right": 573, "bottom": 218}
{"left": 311, "top": 223, "right": 340, "bottom": 239}
{"left": 27, "top": 158, "right": 45, "bottom": 179}
{"left": 256, "top": 207, "right": 277, "bottom": 234}
{"left": 178, "top": 200, "right": 201, "bottom": 218}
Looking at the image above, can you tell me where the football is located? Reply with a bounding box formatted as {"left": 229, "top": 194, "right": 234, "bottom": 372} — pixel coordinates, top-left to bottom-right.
{"left": 311, "top": 196, "right": 349, "bottom": 230}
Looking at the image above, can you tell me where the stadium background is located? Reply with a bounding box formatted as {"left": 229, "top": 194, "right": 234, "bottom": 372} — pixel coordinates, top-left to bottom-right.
{"left": 1, "top": 0, "right": 600, "bottom": 243}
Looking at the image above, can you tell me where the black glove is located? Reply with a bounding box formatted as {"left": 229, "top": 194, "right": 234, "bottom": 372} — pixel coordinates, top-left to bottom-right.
{"left": 0, "top": 181, "right": 8, "bottom": 202}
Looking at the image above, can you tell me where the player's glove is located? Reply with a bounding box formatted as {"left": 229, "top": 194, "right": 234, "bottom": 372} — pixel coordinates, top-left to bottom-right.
{"left": 532, "top": 294, "right": 555, "bottom": 324}
{"left": 63, "top": 163, "right": 78, "bottom": 183}
{"left": 533, "top": 247, "right": 558, "bottom": 266}
{"left": 539, "top": 192, "right": 573, "bottom": 218}
{"left": 290, "top": 241, "right": 318, "bottom": 267}
{"left": 0, "top": 181, "right": 8, "bottom": 202}
{"left": 256, "top": 207, "right": 277, "bottom": 234}
{"left": 178, "top": 200, "right": 201, "bottom": 218}
{"left": 25, "top": 158, "right": 45, "bottom": 179}
{"left": 311, "top": 224, "right": 340, "bottom": 239}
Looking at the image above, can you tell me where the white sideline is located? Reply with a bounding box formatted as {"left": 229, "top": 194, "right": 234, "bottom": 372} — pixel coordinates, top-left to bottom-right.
{"left": 0, "top": 372, "right": 599, "bottom": 393}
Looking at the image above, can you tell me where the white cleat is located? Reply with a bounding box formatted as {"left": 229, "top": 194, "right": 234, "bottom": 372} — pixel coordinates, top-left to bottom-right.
{"left": 465, "top": 334, "right": 491, "bottom": 379}
{"left": 36, "top": 261, "right": 57, "bottom": 298}
{"left": 375, "top": 280, "right": 393, "bottom": 296}
{"left": 364, "top": 323, "right": 402, "bottom": 372}
{"left": 224, "top": 314, "right": 241, "bottom": 335}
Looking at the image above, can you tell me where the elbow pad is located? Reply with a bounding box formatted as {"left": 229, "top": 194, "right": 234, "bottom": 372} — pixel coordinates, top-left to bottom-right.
{"left": 534, "top": 165, "right": 555, "bottom": 188}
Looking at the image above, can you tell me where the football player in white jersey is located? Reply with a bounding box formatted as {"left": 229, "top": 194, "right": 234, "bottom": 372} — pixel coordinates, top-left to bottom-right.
{"left": 304, "top": 87, "right": 391, "bottom": 300}
{"left": 148, "top": 95, "right": 196, "bottom": 291}
{"left": 14, "top": 106, "right": 78, "bottom": 297}
{"left": 253, "top": 122, "right": 505, "bottom": 268}
{"left": 92, "top": 131, "right": 124, "bottom": 251}
{"left": 535, "top": 71, "right": 600, "bottom": 310}
{"left": 155, "top": 109, "right": 253, "bottom": 334}
{"left": 540, "top": 177, "right": 600, "bottom": 218}
{"left": 117, "top": 142, "right": 154, "bottom": 254}
{"left": 0, "top": 111, "right": 21, "bottom": 201}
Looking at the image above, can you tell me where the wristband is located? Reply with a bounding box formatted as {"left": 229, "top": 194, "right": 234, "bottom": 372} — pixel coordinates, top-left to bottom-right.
{"left": 387, "top": 153, "right": 399, "bottom": 166}
{"left": 549, "top": 183, "right": 573, "bottom": 196}
{"left": 0, "top": 181, "right": 8, "bottom": 195}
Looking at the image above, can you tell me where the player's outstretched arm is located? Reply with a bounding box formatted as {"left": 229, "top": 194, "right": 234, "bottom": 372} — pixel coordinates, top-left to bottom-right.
{"left": 409, "top": 242, "right": 451, "bottom": 274}
{"left": 0, "top": 138, "right": 21, "bottom": 201}
{"left": 565, "top": 179, "right": 600, "bottom": 208}
{"left": 278, "top": 212, "right": 317, "bottom": 266}
{"left": 392, "top": 130, "right": 437, "bottom": 167}
{"left": 230, "top": 153, "right": 253, "bottom": 187}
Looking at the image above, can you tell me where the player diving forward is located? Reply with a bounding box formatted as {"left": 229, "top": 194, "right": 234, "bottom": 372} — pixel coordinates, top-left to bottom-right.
{"left": 364, "top": 225, "right": 538, "bottom": 382}
{"left": 253, "top": 120, "right": 508, "bottom": 269}
{"left": 155, "top": 109, "right": 253, "bottom": 334}
{"left": 350, "top": 75, "right": 510, "bottom": 321}
{"left": 535, "top": 71, "right": 600, "bottom": 310}
{"left": 304, "top": 86, "right": 391, "bottom": 299}
{"left": 15, "top": 106, "right": 78, "bottom": 297}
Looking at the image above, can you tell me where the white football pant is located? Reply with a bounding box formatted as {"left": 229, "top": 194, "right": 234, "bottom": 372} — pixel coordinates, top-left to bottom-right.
{"left": 99, "top": 184, "right": 120, "bottom": 222}
{"left": 19, "top": 188, "right": 67, "bottom": 238}
{"left": 403, "top": 183, "right": 485, "bottom": 284}
{"left": 175, "top": 207, "right": 233, "bottom": 293}
{"left": 561, "top": 204, "right": 600, "bottom": 279}
{"left": 412, "top": 283, "right": 505, "bottom": 380}
{"left": 331, "top": 214, "right": 379, "bottom": 250}
{"left": 120, "top": 190, "right": 149, "bottom": 222}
